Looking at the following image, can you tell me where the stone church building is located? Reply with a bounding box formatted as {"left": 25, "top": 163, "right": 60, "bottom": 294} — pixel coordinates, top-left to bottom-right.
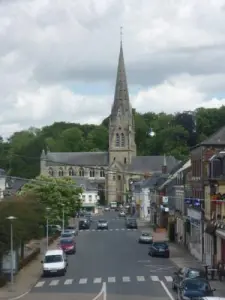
{"left": 40, "top": 42, "right": 179, "bottom": 203}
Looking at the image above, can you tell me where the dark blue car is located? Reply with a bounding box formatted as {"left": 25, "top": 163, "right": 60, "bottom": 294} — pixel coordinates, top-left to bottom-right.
{"left": 177, "top": 278, "right": 216, "bottom": 300}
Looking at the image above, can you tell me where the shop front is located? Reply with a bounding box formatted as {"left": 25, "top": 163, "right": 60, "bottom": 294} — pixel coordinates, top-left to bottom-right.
{"left": 216, "top": 228, "right": 225, "bottom": 263}
{"left": 187, "top": 208, "right": 202, "bottom": 261}
{"left": 204, "top": 221, "right": 217, "bottom": 266}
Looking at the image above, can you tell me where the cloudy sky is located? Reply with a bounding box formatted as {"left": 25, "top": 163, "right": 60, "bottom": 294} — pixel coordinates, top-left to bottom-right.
{"left": 1, "top": 0, "right": 225, "bottom": 138}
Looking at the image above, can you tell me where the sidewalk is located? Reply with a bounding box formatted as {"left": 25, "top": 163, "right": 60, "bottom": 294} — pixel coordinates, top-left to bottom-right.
{"left": 0, "top": 237, "right": 59, "bottom": 300}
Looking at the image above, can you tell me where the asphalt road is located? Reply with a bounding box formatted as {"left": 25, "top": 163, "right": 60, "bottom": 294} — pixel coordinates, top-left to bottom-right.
{"left": 27, "top": 211, "right": 177, "bottom": 300}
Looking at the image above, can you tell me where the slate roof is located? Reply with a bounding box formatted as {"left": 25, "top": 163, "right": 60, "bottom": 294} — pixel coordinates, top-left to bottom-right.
{"left": 200, "top": 126, "right": 225, "bottom": 146}
{"left": 71, "top": 176, "right": 98, "bottom": 191}
{"left": 0, "top": 168, "right": 6, "bottom": 176}
{"left": 4, "top": 177, "right": 27, "bottom": 196}
{"left": 127, "top": 156, "right": 179, "bottom": 173}
{"left": 45, "top": 152, "right": 109, "bottom": 167}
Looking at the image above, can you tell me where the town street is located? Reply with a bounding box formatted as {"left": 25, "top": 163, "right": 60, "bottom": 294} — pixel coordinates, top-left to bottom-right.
{"left": 23, "top": 211, "right": 176, "bottom": 300}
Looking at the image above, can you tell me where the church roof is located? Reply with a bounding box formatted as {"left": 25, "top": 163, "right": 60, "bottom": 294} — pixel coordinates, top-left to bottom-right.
{"left": 127, "top": 156, "right": 179, "bottom": 173}
{"left": 45, "top": 152, "right": 109, "bottom": 167}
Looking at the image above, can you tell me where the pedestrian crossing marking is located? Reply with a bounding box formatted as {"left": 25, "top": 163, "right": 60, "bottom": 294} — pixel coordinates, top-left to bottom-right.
{"left": 122, "top": 276, "right": 130, "bottom": 282}
{"left": 35, "top": 281, "right": 45, "bottom": 287}
{"left": 79, "top": 278, "right": 87, "bottom": 284}
{"left": 151, "top": 276, "right": 159, "bottom": 281}
{"left": 34, "top": 275, "right": 173, "bottom": 288}
{"left": 79, "top": 228, "right": 137, "bottom": 232}
{"left": 137, "top": 276, "right": 145, "bottom": 282}
{"left": 64, "top": 279, "right": 73, "bottom": 285}
{"left": 164, "top": 276, "right": 173, "bottom": 282}
{"left": 49, "top": 280, "right": 59, "bottom": 286}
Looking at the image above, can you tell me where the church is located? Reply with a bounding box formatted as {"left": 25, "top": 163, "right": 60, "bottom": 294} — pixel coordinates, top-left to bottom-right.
{"left": 40, "top": 41, "right": 179, "bottom": 203}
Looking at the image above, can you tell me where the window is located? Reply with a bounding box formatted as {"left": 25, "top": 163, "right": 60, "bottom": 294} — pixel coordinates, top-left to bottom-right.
{"left": 118, "top": 175, "right": 121, "bottom": 180}
{"left": 79, "top": 168, "right": 84, "bottom": 176}
{"left": 48, "top": 168, "right": 54, "bottom": 176}
{"left": 121, "top": 133, "right": 125, "bottom": 147}
{"left": 58, "top": 168, "right": 63, "bottom": 177}
{"left": 68, "top": 168, "right": 74, "bottom": 176}
{"left": 90, "top": 168, "right": 95, "bottom": 177}
{"left": 89, "top": 195, "right": 92, "bottom": 202}
{"left": 124, "top": 157, "right": 127, "bottom": 164}
{"left": 115, "top": 133, "right": 120, "bottom": 147}
{"left": 100, "top": 168, "right": 105, "bottom": 177}
{"left": 82, "top": 195, "right": 85, "bottom": 202}
{"left": 113, "top": 176, "right": 116, "bottom": 180}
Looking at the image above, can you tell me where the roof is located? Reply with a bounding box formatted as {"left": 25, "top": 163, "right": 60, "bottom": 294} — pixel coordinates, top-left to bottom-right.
{"left": 5, "top": 177, "right": 27, "bottom": 193}
{"left": 45, "top": 152, "right": 109, "bottom": 167}
{"left": 71, "top": 176, "right": 98, "bottom": 191}
{"left": 193, "top": 126, "right": 225, "bottom": 147}
{"left": 45, "top": 249, "right": 64, "bottom": 256}
{"left": 127, "top": 156, "right": 179, "bottom": 173}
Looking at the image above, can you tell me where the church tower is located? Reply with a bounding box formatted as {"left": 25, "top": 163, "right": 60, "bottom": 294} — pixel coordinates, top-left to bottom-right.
{"left": 107, "top": 36, "right": 136, "bottom": 203}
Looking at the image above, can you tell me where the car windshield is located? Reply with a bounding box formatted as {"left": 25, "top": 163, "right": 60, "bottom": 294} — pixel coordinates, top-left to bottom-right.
{"left": 154, "top": 242, "right": 168, "bottom": 248}
{"left": 98, "top": 220, "right": 106, "bottom": 223}
{"left": 183, "top": 280, "right": 211, "bottom": 291}
{"left": 60, "top": 239, "right": 73, "bottom": 245}
{"left": 142, "top": 233, "right": 150, "bottom": 237}
{"left": 44, "top": 255, "right": 63, "bottom": 263}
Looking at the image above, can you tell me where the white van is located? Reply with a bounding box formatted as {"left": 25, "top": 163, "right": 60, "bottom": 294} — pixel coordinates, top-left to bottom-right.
{"left": 41, "top": 249, "right": 67, "bottom": 277}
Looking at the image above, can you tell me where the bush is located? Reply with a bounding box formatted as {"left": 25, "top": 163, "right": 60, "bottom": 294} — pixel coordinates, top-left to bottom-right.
{"left": 0, "top": 274, "right": 7, "bottom": 287}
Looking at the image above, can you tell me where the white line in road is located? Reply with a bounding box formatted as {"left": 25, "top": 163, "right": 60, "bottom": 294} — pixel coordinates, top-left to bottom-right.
{"left": 137, "top": 276, "right": 145, "bottom": 282}
{"left": 122, "top": 276, "right": 130, "bottom": 282}
{"left": 92, "top": 282, "right": 107, "bottom": 300}
{"left": 115, "top": 229, "right": 119, "bottom": 231}
{"left": 121, "top": 228, "right": 125, "bottom": 230}
{"left": 49, "top": 280, "right": 59, "bottom": 286}
{"left": 35, "top": 281, "right": 45, "bottom": 287}
{"left": 160, "top": 280, "right": 175, "bottom": 300}
{"left": 109, "top": 229, "right": 113, "bottom": 231}
{"left": 79, "top": 278, "right": 88, "bottom": 284}
{"left": 151, "top": 276, "right": 159, "bottom": 281}
{"left": 108, "top": 277, "right": 116, "bottom": 283}
{"left": 93, "top": 278, "right": 102, "bottom": 284}
{"left": 165, "top": 276, "right": 173, "bottom": 282}
{"left": 64, "top": 279, "right": 73, "bottom": 285}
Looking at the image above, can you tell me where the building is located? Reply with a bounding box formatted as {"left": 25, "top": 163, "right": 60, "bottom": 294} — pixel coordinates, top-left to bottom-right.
{"left": 0, "top": 168, "right": 6, "bottom": 199}
{"left": 40, "top": 41, "right": 179, "bottom": 203}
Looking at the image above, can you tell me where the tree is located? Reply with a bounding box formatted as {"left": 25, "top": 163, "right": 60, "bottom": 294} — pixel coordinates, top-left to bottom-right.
{"left": 19, "top": 176, "right": 83, "bottom": 224}
{"left": 0, "top": 193, "right": 45, "bottom": 256}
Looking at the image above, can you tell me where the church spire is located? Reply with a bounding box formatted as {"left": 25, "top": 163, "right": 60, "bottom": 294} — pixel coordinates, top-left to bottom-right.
{"left": 110, "top": 28, "right": 132, "bottom": 121}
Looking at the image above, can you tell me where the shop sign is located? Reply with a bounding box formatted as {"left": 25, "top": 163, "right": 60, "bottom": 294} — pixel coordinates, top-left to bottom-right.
{"left": 187, "top": 208, "right": 201, "bottom": 220}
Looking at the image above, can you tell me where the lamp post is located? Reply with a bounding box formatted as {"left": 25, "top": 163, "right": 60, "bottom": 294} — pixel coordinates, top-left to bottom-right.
{"left": 6, "top": 216, "right": 16, "bottom": 292}
{"left": 46, "top": 207, "right": 50, "bottom": 251}
{"left": 62, "top": 204, "right": 65, "bottom": 232}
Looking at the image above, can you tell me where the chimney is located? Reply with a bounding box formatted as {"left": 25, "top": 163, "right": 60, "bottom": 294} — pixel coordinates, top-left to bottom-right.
{"left": 162, "top": 154, "right": 167, "bottom": 174}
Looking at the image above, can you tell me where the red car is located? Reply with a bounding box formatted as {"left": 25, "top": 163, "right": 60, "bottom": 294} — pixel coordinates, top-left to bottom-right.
{"left": 59, "top": 238, "right": 76, "bottom": 254}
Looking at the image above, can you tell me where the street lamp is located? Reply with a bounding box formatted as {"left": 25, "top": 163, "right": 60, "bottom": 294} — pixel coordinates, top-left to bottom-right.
{"left": 62, "top": 204, "right": 65, "bottom": 232}
{"left": 46, "top": 207, "right": 50, "bottom": 251}
{"left": 6, "top": 216, "right": 16, "bottom": 292}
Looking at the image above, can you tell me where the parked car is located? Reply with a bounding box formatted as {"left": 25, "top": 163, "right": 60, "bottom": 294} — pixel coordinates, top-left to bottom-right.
{"left": 172, "top": 267, "right": 206, "bottom": 291}
{"left": 41, "top": 249, "right": 67, "bottom": 277}
{"left": 177, "top": 278, "right": 215, "bottom": 300}
{"left": 148, "top": 241, "right": 170, "bottom": 258}
{"left": 65, "top": 226, "right": 78, "bottom": 236}
{"left": 138, "top": 232, "right": 153, "bottom": 244}
{"left": 59, "top": 238, "right": 76, "bottom": 254}
{"left": 97, "top": 219, "right": 108, "bottom": 230}
{"left": 79, "top": 219, "right": 90, "bottom": 230}
{"left": 61, "top": 231, "right": 74, "bottom": 239}
{"left": 119, "top": 211, "right": 126, "bottom": 217}
{"left": 104, "top": 207, "right": 110, "bottom": 212}
{"left": 126, "top": 218, "right": 137, "bottom": 229}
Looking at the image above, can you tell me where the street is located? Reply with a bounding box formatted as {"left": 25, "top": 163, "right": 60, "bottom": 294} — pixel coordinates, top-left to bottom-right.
{"left": 23, "top": 210, "right": 176, "bottom": 300}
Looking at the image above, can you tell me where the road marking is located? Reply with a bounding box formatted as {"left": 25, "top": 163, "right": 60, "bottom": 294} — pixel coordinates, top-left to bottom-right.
{"left": 64, "top": 279, "right": 73, "bottom": 285}
{"left": 93, "top": 282, "right": 107, "bottom": 300}
{"left": 127, "top": 229, "right": 131, "bottom": 231}
{"left": 108, "top": 277, "right": 116, "bottom": 283}
{"left": 151, "top": 276, "right": 159, "bottom": 281}
{"left": 92, "top": 229, "right": 95, "bottom": 231}
{"left": 115, "top": 229, "right": 119, "bottom": 231}
{"left": 79, "top": 278, "right": 87, "bottom": 284}
{"left": 160, "top": 280, "right": 175, "bottom": 300}
{"left": 93, "top": 277, "right": 102, "bottom": 283}
{"left": 121, "top": 228, "right": 125, "bottom": 230}
{"left": 49, "top": 280, "right": 59, "bottom": 286}
{"left": 165, "top": 276, "right": 173, "bottom": 282}
{"left": 109, "top": 229, "right": 113, "bottom": 231}
{"left": 35, "top": 281, "right": 45, "bottom": 287}
{"left": 79, "top": 230, "right": 83, "bottom": 232}
{"left": 137, "top": 276, "right": 145, "bottom": 282}
{"left": 122, "top": 276, "right": 130, "bottom": 282}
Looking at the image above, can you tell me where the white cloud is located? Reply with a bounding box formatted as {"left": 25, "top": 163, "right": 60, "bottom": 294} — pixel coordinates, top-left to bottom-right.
{"left": 1, "top": 0, "right": 225, "bottom": 138}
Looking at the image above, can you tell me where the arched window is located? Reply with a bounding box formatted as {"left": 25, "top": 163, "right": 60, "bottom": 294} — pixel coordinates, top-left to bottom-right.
{"left": 79, "top": 167, "right": 84, "bottom": 177}
{"left": 58, "top": 168, "right": 63, "bottom": 177}
{"left": 48, "top": 168, "right": 54, "bottom": 176}
{"left": 121, "top": 133, "right": 125, "bottom": 147}
{"left": 100, "top": 168, "right": 105, "bottom": 177}
{"left": 115, "top": 133, "right": 120, "bottom": 147}
{"left": 68, "top": 168, "right": 74, "bottom": 176}
{"left": 90, "top": 168, "right": 95, "bottom": 178}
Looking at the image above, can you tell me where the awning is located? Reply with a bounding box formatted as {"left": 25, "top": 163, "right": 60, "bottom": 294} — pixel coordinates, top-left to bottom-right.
{"left": 216, "top": 229, "right": 225, "bottom": 239}
{"left": 205, "top": 222, "right": 217, "bottom": 235}
{"left": 82, "top": 203, "right": 96, "bottom": 208}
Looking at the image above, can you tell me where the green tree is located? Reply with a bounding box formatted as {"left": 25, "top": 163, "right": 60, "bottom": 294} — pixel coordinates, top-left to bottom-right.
{"left": 85, "top": 125, "right": 108, "bottom": 151}
{"left": 19, "top": 176, "right": 83, "bottom": 224}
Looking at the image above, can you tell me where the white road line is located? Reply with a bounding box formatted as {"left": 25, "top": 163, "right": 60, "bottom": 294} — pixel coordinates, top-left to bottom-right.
{"left": 49, "top": 280, "right": 59, "bottom": 286}
{"left": 92, "top": 229, "right": 96, "bottom": 231}
{"left": 127, "top": 229, "right": 131, "bottom": 231}
{"left": 137, "top": 276, "right": 145, "bottom": 282}
{"left": 79, "top": 278, "right": 87, "bottom": 284}
{"left": 64, "top": 279, "right": 73, "bottom": 285}
{"left": 122, "top": 276, "right": 130, "bottom": 282}
{"left": 108, "top": 277, "right": 116, "bottom": 283}
{"left": 151, "top": 276, "right": 159, "bottom": 281}
{"left": 115, "top": 229, "right": 119, "bottom": 231}
{"left": 121, "top": 228, "right": 125, "bottom": 230}
{"left": 109, "top": 229, "right": 113, "bottom": 231}
{"left": 160, "top": 280, "right": 175, "bottom": 300}
{"left": 93, "top": 277, "right": 102, "bottom": 284}
{"left": 79, "top": 230, "right": 83, "bottom": 232}
{"left": 165, "top": 276, "right": 173, "bottom": 282}
{"left": 35, "top": 281, "right": 45, "bottom": 287}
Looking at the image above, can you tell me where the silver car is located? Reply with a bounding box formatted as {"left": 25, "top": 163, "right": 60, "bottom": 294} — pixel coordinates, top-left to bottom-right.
{"left": 65, "top": 226, "right": 78, "bottom": 236}
{"left": 138, "top": 232, "right": 153, "bottom": 244}
{"left": 97, "top": 219, "right": 108, "bottom": 230}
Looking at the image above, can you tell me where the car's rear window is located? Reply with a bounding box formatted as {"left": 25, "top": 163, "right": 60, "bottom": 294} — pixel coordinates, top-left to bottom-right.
{"left": 142, "top": 233, "right": 150, "bottom": 237}
{"left": 188, "top": 270, "right": 203, "bottom": 278}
